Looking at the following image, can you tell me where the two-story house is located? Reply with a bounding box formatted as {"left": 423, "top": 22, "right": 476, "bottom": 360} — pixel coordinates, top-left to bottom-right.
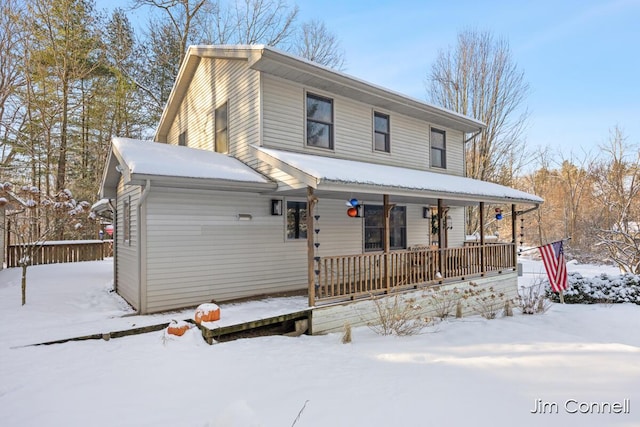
{"left": 99, "top": 45, "right": 542, "bottom": 326}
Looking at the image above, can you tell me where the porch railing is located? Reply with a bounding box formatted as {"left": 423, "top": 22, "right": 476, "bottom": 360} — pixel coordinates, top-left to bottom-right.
{"left": 316, "top": 243, "right": 515, "bottom": 302}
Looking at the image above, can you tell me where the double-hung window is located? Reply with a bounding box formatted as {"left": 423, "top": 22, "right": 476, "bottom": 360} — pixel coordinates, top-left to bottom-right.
{"left": 430, "top": 128, "right": 446, "bottom": 168}
{"left": 306, "top": 93, "right": 333, "bottom": 149}
{"left": 364, "top": 205, "right": 406, "bottom": 251}
{"left": 215, "top": 102, "right": 228, "bottom": 153}
{"left": 286, "top": 201, "right": 307, "bottom": 239}
{"left": 374, "top": 112, "right": 390, "bottom": 152}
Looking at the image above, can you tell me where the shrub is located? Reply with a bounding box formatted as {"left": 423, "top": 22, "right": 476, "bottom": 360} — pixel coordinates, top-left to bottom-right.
{"left": 462, "top": 283, "right": 505, "bottom": 320}
{"left": 516, "top": 278, "right": 551, "bottom": 314}
{"left": 545, "top": 272, "right": 640, "bottom": 305}
{"left": 421, "top": 285, "right": 463, "bottom": 319}
{"left": 367, "top": 293, "right": 433, "bottom": 336}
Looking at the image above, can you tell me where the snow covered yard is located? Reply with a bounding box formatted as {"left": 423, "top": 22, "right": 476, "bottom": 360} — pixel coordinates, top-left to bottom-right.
{"left": 1, "top": 259, "right": 639, "bottom": 427}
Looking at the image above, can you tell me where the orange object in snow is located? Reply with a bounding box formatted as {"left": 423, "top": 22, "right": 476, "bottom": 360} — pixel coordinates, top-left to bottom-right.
{"left": 194, "top": 303, "right": 221, "bottom": 324}
{"left": 167, "top": 320, "right": 190, "bottom": 336}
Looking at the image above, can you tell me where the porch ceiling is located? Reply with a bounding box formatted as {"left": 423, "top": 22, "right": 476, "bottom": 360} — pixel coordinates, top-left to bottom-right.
{"left": 253, "top": 146, "right": 543, "bottom": 207}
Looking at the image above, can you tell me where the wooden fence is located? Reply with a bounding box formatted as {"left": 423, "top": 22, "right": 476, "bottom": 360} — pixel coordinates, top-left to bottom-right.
{"left": 6, "top": 240, "right": 113, "bottom": 267}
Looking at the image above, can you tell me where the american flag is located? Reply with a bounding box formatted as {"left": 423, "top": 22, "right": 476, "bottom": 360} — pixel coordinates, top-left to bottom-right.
{"left": 538, "top": 240, "right": 568, "bottom": 293}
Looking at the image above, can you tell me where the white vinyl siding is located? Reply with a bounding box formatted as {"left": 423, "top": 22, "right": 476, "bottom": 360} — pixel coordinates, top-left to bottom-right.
{"left": 261, "top": 74, "right": 466, "bottom": 173}
{"left": 142, "top": 191, "right": 368, "bottom": 313}
{"left": 166, "top": 58, "right": 260, "bottom": 161}
{"left": 116, "top": 179, "right": 140, "bottom": 310}
{"left": 144, "top": 189, "right": 301, "bottom": 312}
{"left": 447, "top": 207, "right": 466, "bottom": 247}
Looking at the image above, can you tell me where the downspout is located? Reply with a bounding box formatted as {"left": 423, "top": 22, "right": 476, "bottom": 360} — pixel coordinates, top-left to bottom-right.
{"left": 109, "top": 200, "right": 117, "bottom": 293}
{"left": 136, "top": 180, "right": 151, "bottom": 314}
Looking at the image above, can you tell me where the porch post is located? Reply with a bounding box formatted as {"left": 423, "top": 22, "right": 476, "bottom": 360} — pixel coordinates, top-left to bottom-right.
{"left": 437, "top": 198, "right": 444, "bottom": 276}
{"left": 479, "top": 202, "right": 485, "bottom": 276}
{"left": 383, "top": 194, "right": 392, "bottom": 293}
{"left": 307, "top": 187, "right": 318, "bottom": 307}
{"left": 511, "top": 204, "right": 517, "bottom": 269}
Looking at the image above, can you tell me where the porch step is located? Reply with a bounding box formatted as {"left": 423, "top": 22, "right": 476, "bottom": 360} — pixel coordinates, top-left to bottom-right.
{"left": 193, "top": 310, "right": 312, "bottom": 344}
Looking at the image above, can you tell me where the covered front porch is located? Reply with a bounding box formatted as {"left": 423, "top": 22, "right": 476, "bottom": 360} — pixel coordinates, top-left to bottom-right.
{"left": 253, "top": 146, "right": 543, "bottom": 307}
{"left": 316, "top": 241, "right": 515, "bottom": 303}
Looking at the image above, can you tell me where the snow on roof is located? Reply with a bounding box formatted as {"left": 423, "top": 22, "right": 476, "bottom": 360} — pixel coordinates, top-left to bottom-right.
{"left": 255, "top": 146, "right": 543, "bottom": 204}
{"left": 113, "top": 138, "right": 271, "bottom": 184}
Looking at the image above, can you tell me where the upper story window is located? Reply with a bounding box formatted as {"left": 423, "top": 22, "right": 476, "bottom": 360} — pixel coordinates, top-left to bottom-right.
{"left": 215, "top": 102, "right": 228, "bottom": 153}
{"left": 306, "top": 93, "right": 333, "bottom": 149}
{"left": 364, "top": 205, "right": 406, "bottom": 251}
{"left": 430, "top": 128, "right": 446, "bottom": 169}
{"left": 286, "top": 201, "right": 307, "bottom": 239}
{"left": 374, "top": 112, "right": 390, "bottom": 152}
{"left": 178, "top": 130, "right": 187, "bottom": 146}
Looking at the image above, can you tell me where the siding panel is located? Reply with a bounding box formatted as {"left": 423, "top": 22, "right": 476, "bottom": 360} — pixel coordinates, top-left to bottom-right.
{"left": 261, "top": 74, "right": 467, "bottom": 175}
{"left": 116, "top": 179, "right": 140, "bottom": 309}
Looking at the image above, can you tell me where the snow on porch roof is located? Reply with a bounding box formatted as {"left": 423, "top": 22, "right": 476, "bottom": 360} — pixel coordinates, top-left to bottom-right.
{"left": 253, "top": 146, "right": 543, "bottom": 205}
{"left": 113, "top": 138, "right": 273, "bottom": 185}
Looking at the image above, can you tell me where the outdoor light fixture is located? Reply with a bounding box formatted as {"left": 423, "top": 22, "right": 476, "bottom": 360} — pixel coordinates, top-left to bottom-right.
{"left": 423, "top": 207, "right": 431, "bottom": 219}
{"left": 237, "top": 213, "right": 252, "bottom": 221}
{"left": 271, "top": 199, "right": 283, "bottom": 215}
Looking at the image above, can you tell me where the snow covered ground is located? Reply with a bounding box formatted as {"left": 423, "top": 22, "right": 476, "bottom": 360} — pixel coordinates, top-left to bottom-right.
{"left": 0, "top": 258, "right": 638, "bottom": 427}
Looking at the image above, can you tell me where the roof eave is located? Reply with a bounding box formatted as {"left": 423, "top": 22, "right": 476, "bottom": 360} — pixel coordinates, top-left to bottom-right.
{"left": 128, "top": 172, "right": 278, "bottom": 193}
{"left": 318, "top": 180, "right": 543, "bottom": 206}
{"left": 252, "top": 47, "right": 486, "bottom": 133}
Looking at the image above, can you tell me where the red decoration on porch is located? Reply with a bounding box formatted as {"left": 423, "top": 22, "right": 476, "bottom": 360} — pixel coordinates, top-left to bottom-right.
{"left": 347, "top": 207, "right": 358, "bottom": 217}
{"left": 194, "top": 303, "right": 221, "bottom": 324}
{"left": 105, "top": 224, "right": 114, "bottom": 236}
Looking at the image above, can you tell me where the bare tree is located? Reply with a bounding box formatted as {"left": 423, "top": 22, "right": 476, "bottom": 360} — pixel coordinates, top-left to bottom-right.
{"left": 428, "top": 29, "right": 530, "bottom": 184}
{"left": 0, "top": 183, "right": 90, "bottom": 305}
{"left": 590, "top": 126, "right": 640, "bottom": 273}
{"left": 428, "top": 29, "right": 530, "bottom": 235}
{"left": 290, "top": 19, "right": 346, "bottom": 70}
{"left": 0, "top": 0, "right": 26, "bottom": 176}
{"left": 133, "top": 0, "right": 209, "bottom": 63}
{"left": 557, "top": 151, "right": 595, "bottom": 248}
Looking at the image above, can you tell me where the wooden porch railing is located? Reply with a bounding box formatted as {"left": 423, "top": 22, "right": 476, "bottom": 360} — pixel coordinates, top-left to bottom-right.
{"left": 6, "top": 240, "right": 113, "bottom": 267}
{"left": 316, "top": 243, "right": 515, "bottom": 302}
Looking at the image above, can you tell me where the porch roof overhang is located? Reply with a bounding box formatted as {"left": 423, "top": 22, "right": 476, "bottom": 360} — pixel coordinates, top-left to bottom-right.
{"left": 100, "top": 138, "right": 277, "bottom": 198}
{"left": 253, "top": 146, "right": 543, "bottom": 207}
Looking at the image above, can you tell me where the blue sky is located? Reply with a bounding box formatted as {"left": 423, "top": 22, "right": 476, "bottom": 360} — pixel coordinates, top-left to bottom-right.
{"left": 98, "top": 0, "right": 640, "bottom": 158}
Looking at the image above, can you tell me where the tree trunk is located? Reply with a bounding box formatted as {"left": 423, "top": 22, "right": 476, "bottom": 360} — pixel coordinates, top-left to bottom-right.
{"left": 21, "top": 263, "right": 27, "bottom": 305}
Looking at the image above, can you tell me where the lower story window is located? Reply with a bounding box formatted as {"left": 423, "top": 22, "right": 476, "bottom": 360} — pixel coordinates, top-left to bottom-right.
{"left": 286, "top": 201, "right": 307, "bottom": 239}
{"left": 364, "top": 205, "right": 406, "bottom": 251}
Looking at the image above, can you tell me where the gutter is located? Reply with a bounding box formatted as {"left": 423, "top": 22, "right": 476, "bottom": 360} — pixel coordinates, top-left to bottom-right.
{"left": 136, "top": 180, "right": 151, "bottom": 314}
{"left": 464, "top": 129, "right": 483, "bottom": 144}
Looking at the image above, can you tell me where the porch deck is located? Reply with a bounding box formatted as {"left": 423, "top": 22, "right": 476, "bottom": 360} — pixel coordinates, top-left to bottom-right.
{"left": 315, "top": 243, "right": 515, "bottom": 304}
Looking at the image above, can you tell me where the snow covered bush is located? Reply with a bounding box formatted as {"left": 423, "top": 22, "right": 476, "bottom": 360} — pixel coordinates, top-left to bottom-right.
{"left": 545, "top": 272, "right": 640, "bottom": 305}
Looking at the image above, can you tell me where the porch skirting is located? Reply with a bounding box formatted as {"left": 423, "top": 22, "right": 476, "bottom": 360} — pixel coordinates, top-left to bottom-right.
{"left": 309, "top": 272, "right": 518, "bottom": 335}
